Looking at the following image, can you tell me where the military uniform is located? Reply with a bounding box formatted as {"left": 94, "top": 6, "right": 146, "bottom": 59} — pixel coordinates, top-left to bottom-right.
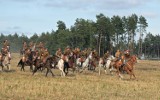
{"left": 1, "top": 48, "right": 8, "bottom": 56}
{"left": 38, "top": 42, "right": 44, "bottom": 50}
{"left": 3, "top": 40, "right": 10, "bottom": 51}
{"left": 64, "top": 47, "right": 71, "bottom": 56}
{"left": 29, "top": 41, "right": 34, "bottom": 51}
{"left": 23, "top": 42, "right": 28, "bottom": 51}
{"left": 55, "top": 48, "right": 62, "bottom": 58}
{"left": 42, "top": 49, "right": 49, "bottom": 63}
{"left": 115, "top": 50, "right": 121, "bottom": 58}
{"left": 103, "top": 51, "right": 110, "bottom": 59}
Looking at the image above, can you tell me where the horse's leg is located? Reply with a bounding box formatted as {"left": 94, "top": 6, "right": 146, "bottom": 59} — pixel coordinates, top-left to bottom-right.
{"left": 22, "top": 63, "right": 25, "bottom": 72}
{"left": 104, "top": 65, "right": 107, "bottom": 74}
{"left": 65, "top": 62, "right": 69, "bottom": 75}
{"left": 124, "top": 68, "right": 132, "bottom": 79}
{"left": 116, "top": 68, "right": 123, "bottom": 79}
{"left": 49, "top": 65, "right": 54, "bottom": 77}
{"left": 45, "top": 68, "right": 49, "bottom": 77}
{"left": 132, "top": 71, "right": 136, "bottom": 79}
{"left": 30, "top": 65, "right": 33, "bottom": 72}
{"left": 32, "top": 66, "right": 39, "bottom": 75}
{"left": 6, "top": 64, "right": 10, "bottom": 71}
{"left": 99, "top": 65, "right": 101, "bottom": 75}
{"left": 130, "top": 70, "right": 136, "bottom": 79}
{"left": 1, "top": 64, "right": 4, "bottom": 71}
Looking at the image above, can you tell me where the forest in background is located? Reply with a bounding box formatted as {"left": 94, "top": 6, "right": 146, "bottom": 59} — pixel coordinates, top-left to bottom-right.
{"left": 0, "top": 13, "right": 159, "bottom": 58}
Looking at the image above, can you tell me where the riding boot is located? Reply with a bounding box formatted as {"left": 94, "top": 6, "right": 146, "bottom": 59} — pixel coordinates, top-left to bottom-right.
{"left": 80, "top": 62, "right": 83, "bottom": 67}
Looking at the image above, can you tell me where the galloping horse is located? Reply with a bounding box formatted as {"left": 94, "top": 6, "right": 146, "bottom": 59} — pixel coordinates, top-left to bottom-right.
{"left": 57, "top": 54, "right": 68, "bottom": 77}
{"left": 123, "top": 55, "right": 137, "bottom": 79}
{"left": 63, "top": 54, "right": 76, "bottom": 75}
{"left": 17, "top": 51, "right": 35, "bottom": 71}
{"left": 76, "top": 52, "right": 92, "bottom": 73}
{"left": 0, "top": 52, "right": 11, "bottom": 71}
{"left": 98, "top": 55, "right": 115, "bottom": 75}
{"left": 32, "top": 56, "right": 56, "bottom": 77}
{"left": 113, "top": 55, "right": 137, "bottom": 79}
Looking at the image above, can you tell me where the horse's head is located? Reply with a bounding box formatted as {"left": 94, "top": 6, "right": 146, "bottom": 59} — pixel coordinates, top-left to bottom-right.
{"left": 130, "top": 55, "right": 137, "bottom": 64}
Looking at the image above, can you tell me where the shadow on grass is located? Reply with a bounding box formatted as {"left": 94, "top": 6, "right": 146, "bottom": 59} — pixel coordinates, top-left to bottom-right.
{"left": 0, "top": 69, "right": 16, "bottom": 73}
{"left": 137, "top": 67, "right": 158, "bottom": 71}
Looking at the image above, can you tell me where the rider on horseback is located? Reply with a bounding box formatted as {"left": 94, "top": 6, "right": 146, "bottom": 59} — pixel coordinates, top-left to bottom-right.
{"left": 123, "top": 50, "right": 131, "bottom": 63}
{"left": 3, "top": 39, "right": 10, "bottom": 52}
{"left": 121, "top": 50, "right": 131, "bottom": 72}
{"left": 115, "top": 49, "right": 121, "bottom": 61}
{"left": 55, "top": 48, "right": 62, "bottom": 58}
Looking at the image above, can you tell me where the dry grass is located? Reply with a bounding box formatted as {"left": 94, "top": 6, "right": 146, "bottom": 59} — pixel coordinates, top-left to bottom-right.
{"left": 0, "top": 53, "right": 160, "bottom": 100}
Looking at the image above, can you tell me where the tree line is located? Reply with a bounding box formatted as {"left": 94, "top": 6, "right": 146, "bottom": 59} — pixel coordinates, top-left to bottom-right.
{"left": 1, "top": 13, "right": 157, "bottom": 58}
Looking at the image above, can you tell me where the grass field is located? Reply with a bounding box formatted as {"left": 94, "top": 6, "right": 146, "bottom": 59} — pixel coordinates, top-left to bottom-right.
{"left": 0, "top": 53, "right": 160, "bottom": 100}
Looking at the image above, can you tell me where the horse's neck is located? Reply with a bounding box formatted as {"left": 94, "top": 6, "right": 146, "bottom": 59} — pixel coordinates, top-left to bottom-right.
{"left": 84, "top": 57, "right": 89, "bottom": 64}
{"left": 108, "top": 55, "right": 114, "bottom": 60}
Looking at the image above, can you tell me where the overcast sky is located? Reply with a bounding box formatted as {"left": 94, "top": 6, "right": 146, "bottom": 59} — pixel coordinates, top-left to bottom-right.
{"left": 0, "top": 0, "right": 159, "bottom": 37}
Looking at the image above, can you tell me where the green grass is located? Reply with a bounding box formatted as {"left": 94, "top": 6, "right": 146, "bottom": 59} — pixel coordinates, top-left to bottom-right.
{"left": 0, "top": 53, "right": 160, "bottom": 100}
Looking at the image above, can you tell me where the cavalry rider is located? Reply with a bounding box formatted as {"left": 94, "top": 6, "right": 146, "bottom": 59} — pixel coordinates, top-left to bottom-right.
{"left": 90, "top": 49, "right": 98, "bottom": 70}
{"left": 1, "top": 39, "right": 11, "bottom": 63}
{"left": 115, "top": 49, "right": 121, "bottom": 61}
{"left": 123, "top": 49, "right": 131, "bottom": 64}
{"left": 64, "top": 46, "right": 72, "bottom": 56}
{"left": 120, "top": 49, "right": 131, "bottom": 72}
{"left": 22, "top": 48, "right": 30, "bottom": 62}
{"left": 3, "top": 39, "right": 10, "bottom": 52}
{"left": 103, "top": 50, "right": 110, "bottom": 63}
{"left": 103, "top": 50, "right": 110, "bottom": 59}
{"left": 37, "top": 42, "right": 45, "bottom": 50}
{"left": 75, "top": 47, "right": 80, "bottom": 58}
{"left": 41, "top": 48, "right": 50, "bottom": 64}
{"left": 55, "top": 48, "right": 62, "bottom": 58}
{"left": 22, "top": 41, "right": 28, "bottom": 54}
{"left": 29, "top": 41, "right": 35, "bottom": 51}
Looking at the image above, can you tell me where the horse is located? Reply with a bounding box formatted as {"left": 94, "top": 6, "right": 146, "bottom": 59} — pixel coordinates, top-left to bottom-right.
{"left": 63, "top": 54, "right": 76, "bottom": 75}
{"left": 17, "top": 51, "right": 36, "bottom": 71}
{"left": 56, "top": 54, "right": 68, "bottom": 77}
{"left": 32, "top": 56, "right": 56, "bottom": 77}
{"left": 123, "top": 55, "right": 137, "bottom": 79}
{"left": 98, "top": 55, "right": 115, "bottom": 75}
{"left": 0, "top": 52, "right": 11, "bottom": 71}
{"left": 76, "top": 52, "right": 92, "bottom": 73}
{"left": 112, "top": 55, "right": 137, "bottom": 79}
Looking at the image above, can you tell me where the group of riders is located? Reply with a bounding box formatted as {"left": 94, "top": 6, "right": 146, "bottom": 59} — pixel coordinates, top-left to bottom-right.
{"left": 0, "top": 39, "right": 132, "bottom": 73}
{"left": 20, "top": 40, "right": 131, "bottom": 70}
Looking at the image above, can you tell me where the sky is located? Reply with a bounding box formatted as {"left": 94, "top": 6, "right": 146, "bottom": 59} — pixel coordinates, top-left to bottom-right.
{"left": 0, "top": 0, "right": 159, "bottom": 37}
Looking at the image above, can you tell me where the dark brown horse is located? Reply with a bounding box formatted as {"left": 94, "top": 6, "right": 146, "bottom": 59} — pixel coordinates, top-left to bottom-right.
{"left": 17, "top": 51, "right": 36, "bottom": 71}
{"left": 32, "top": 55, "right": 58, "bottom": 77}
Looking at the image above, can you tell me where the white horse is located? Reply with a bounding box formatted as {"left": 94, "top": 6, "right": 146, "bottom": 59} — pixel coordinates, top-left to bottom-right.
{"left": 76, "top": 52, "right": 92, "bottom": 72}
{"left": 99, "top": 55, "right": 115, "bottom": 75}
{"left": 0, "top": 52, "right": 11, "bottom": 71}
{"left": 56, "top": 54, "right": 69, "bottom": 77}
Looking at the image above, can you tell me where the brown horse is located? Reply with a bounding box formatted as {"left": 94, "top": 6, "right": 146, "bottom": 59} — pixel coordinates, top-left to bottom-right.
{"left": 112, "top": 57, "right": 124, "bottom": 79}
{"left": 32, "top": 56, "right": 55, "bottom": 77}
{"left": 123, "top": 55, "right": 137, "bottom": 79}
{"left": 113, "top": 55, "right": 137, "bottom": 79}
